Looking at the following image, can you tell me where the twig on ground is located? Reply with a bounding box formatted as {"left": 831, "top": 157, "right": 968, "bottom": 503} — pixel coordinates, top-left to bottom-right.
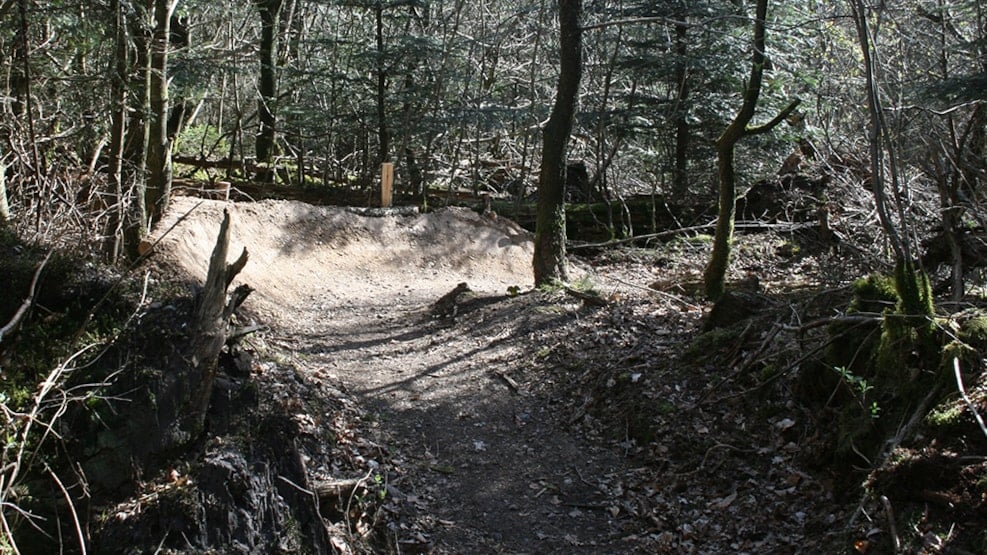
{"left": 783, "top": 312, "right": 883, "bottom": 332}
{"left": 492, "top": 371, "right": 520, "bottom": 393}
{"left": 880, "top": 495, "right": 900, "bottom": 554}
{"left": 597, "top": 273, "right": 699, "bottom": 310}
{"left": 676, "top": 443, "right": 756, "bottom": 476}
{"left": 562, "top": 284, "right": 610, "bottom": 306}
{"left": 343, "top": 468, "right": 375, "bottom": 537}
{"left": 704, "top": 316, "right": 877, "bottom": 405}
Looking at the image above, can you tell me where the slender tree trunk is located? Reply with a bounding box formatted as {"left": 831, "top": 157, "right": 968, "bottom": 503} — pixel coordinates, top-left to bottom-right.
{"left": 0, "top": 153, "right": 8, "bottom": 223}
{"left": 703, "top": 0, "right": 799, "bottom": 301}
{"left": 533, "top": 0, "right": 582, "bottom": 286}
{"left": 849, "top": 0, "right": 933, "bottom": 331}
{"left": 16, "top": 0, "right": 45, "bottom": 231}
{"left": 672, "top": 19, "right": 690, "bottom": 198}
{"left": 10, "top": 0, "right": 28, "bottom": 120}
{"left": 255, "top": 0, "right": 285, "bottom": 173}
{"left": 849, "top": 0, "right": 905, "bottom": 261}
{"left": 166, "top": 15, "right": 191, "bottom": 141}
{"left": 126, "top": 8, "right": 152, "bottom": 254}
{"left": 227, "top": 12, "right": 245, "bottom": 179}
{"left": 106, "top": 0, "right": 129, "bottom": 262}
{"left": 145, "top": 0, "right": 178, "bottom": 226}
{"left": 375, "top": 2, "right": 390, "bottom": 164}
{"left": 591, "top": 23, "right": 623, "bottom": 210}
{"left": 932, "top": 0, "right": 965, "bottom": 301}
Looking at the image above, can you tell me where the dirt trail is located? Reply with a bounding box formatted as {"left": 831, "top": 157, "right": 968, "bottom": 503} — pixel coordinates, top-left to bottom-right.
{"left": 150, "top": 197, "right": 637, "bottom": 553}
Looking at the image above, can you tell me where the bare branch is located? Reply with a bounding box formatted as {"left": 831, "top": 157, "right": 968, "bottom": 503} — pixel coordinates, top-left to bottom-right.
{"left": 746, "top": 99, "right": 803, "bottom": 136}
{"left": 953, "top": 358, "right": 987, "bottom": 440}
{"left": 44, "top": 464, "right": 86, "bottom": 555}
{"left": 0, "top": 251, "right": 53, "bottom": 344}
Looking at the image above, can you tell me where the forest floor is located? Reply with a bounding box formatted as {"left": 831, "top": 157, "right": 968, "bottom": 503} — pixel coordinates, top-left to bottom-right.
{"left": 141, "top": 194, "right": 986, "bottom": 554}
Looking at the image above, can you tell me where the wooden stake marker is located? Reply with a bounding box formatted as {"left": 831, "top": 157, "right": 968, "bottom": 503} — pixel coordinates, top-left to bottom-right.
{"left": 380, "top": 162, "right": 394, "bottom": 208}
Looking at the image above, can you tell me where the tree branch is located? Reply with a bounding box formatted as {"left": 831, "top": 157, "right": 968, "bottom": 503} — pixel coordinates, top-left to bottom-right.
{"left": 0, "top": 251, "right": 52, "bottom": 344}
{"left": 953, "top": 358, "right": 987, "bottom": 440}
{"left": 746, "top": 99, "right": 802, "bottom": 136}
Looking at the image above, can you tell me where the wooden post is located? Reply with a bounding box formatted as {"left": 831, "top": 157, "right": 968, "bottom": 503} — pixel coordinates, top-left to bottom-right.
{"left": 381, "top": 162, "right": 394, "bottom": 207}
{"left": 215, "top": 180, "right": 231, "bottom": 201}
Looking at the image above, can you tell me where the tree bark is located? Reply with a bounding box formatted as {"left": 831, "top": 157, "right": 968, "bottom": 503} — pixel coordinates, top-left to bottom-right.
{"left": 375, "top": 2, "right": 390, "bottom": 165}
{"left": 125, "top": 6, "right": 152, "bottom": 255}
{"left": 16, "top": 0, "right": 45, "bottom": 231}
{"left": 255, "top": 0, "right": 285, "bottom": 173}
{"left": 533, "top": 0, "right": 582, "bottom": 286}
{"left": 703, "top": 0, "right": 799, "bottom": 301}
{"left": 106, "top": 0, "right": 129, "bottom": 262}
{"left": 672, "top": 18, "right": 690, "bottom": 198}
{"left": 145, "top": 0, "right": 179, "bottom": 226}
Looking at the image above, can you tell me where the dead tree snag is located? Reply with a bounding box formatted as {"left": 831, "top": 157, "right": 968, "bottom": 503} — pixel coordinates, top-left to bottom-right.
{"left": 187, "top": 209, "right": 251, "bottom": 430}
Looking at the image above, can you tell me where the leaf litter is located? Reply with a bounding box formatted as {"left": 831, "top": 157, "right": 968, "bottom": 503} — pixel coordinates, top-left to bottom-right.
{"left": 142, "top": 195, "right": 987, "bottom": 554}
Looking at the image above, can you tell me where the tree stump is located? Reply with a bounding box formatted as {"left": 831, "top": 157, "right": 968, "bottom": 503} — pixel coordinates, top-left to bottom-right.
{"left": 187, "top": 208, "right": 251, "bottom": 431}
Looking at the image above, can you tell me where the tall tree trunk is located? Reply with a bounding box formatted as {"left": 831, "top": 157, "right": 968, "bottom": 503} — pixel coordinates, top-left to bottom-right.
{"left": 126, "top": 7, "right": 152, "bottom": 254}
{"left": 145, "top": 0, "right": 179, "bottom": 226}
{"left": 255, "top": 0, "right": 285, "bottom": 175}
{"left": 16, "top": 0, "right": 45, "bottom": 231}
{"left": 930, "top": 0, "right": 966, "bottom": 301}
{"left": 166, "top": 15, "right": 191, "bottom": 142}
{"left": 106, "top": 0, "right": 129, "bottom": 262}
{"left": 533, "top": 0, "right": 582, "bottom": 286}
{"left": 375, "top": 2, "right": 390, "bottom": 165}
{"left": 703, "top": 0, "right": 799, "bottom": 301}
{"left": 849, "top": 0, "right": 906, "bottom": 262}
{"left": 672, "top": 19, "right": 690, "bottom": 198}
{"left": 9, "top": 0, "right": 27, "bottom": 120}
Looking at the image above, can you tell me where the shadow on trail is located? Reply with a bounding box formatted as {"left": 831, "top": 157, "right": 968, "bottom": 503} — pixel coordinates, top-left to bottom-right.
{"left": 295, "top": 292, "right": 634, "bottom": 552}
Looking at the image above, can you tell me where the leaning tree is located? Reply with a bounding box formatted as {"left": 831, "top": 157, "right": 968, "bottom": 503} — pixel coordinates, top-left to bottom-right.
{"left": 703, "top": 0, "right": 800, "bottom": 302}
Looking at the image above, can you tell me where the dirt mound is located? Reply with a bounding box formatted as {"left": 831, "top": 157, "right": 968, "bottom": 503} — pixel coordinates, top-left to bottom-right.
{"left": 149, "top": 196, "right": 534, "bottom": 324}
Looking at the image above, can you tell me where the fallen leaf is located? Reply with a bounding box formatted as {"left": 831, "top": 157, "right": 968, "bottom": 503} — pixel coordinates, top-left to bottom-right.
{"left": 712, "top": 491, "right": 738, "bottom": 510}
{"left": 775, "top": 418, "right": 796, "bottom": 431}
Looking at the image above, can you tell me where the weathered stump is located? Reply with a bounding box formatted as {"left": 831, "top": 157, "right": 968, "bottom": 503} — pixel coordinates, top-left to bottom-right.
{"left": 186, "top": 209, "right": 250, "bottom": 432}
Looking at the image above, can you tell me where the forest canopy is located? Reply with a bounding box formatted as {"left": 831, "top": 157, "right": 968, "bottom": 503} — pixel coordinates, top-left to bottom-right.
{"left": 0, "top": 0, "right": 980, "bottom": 264}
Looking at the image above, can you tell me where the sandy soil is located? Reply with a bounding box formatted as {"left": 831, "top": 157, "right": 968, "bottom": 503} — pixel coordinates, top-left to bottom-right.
{"left": 149, "top": 196, "right": 639, "bottom": 553}
{"left": 150, "top": 196, "right": 534, "bottom": 313}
